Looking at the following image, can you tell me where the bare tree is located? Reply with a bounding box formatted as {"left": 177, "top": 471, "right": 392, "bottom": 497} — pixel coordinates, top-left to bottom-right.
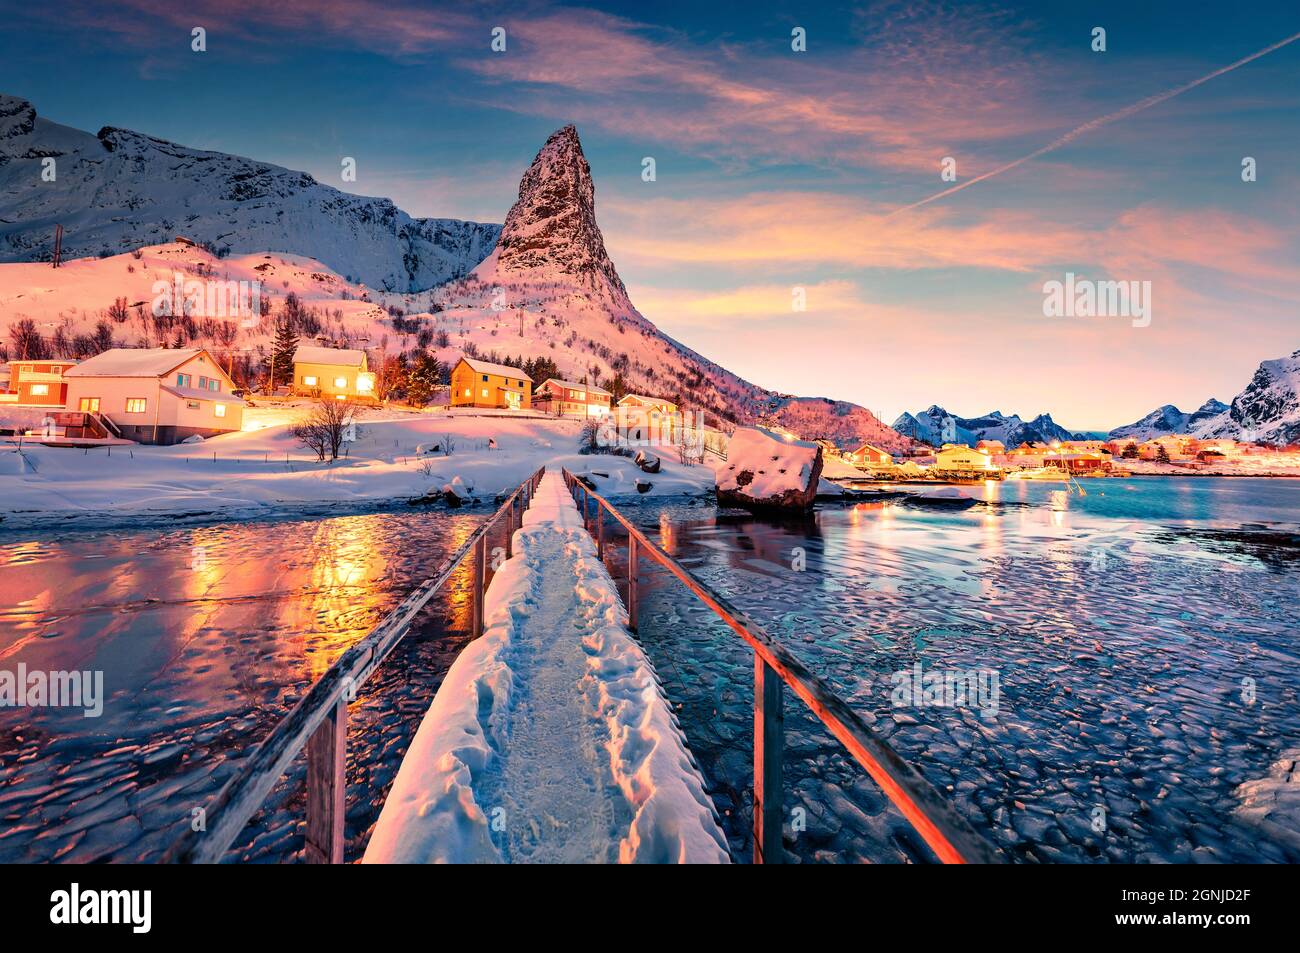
{"left": 292, "top": 398, "right": 356, "bottom": 462}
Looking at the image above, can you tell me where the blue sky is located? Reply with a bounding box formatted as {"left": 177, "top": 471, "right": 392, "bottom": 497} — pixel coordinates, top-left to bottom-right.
{"left": 2, "top": 0, "right": 1297, "bottom": 428}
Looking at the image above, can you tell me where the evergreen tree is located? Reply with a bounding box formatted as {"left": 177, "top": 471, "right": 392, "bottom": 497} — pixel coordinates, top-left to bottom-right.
{"left": 271, "top": 317, "right": 299, "bottom": 388}
{"left": 407, "top": 353, "right": 441, "bottom": 407}
{"left": 606, "top": 372, "right": 629, "bottom": 402}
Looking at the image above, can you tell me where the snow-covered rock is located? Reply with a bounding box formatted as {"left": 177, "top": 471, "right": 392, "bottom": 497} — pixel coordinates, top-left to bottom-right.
{"left": 0, "top": 93, "right": 498, "bottom": 292}
{"left": 441, "top": 475, "right": 474, "bottom": 505}
{"left": 716, "top": 426, "right": 822, "bottom": 511}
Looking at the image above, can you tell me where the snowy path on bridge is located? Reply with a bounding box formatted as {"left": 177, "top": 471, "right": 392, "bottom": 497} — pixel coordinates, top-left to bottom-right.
{"left": 364, "top": 470, "right": 728, "bottom": 863}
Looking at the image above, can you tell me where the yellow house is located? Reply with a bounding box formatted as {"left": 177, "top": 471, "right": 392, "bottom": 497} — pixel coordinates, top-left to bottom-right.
{"left": 935, "top": 443, "right": 996, "bottom": 472}
{"left": 615, "top": 392, "right": 679, "bottom": 444}
{"left": 293, "top": 346, "right": 376, "bottom": 401}
{"left": 450, "top": 357, "right": 532, "bottom": 410}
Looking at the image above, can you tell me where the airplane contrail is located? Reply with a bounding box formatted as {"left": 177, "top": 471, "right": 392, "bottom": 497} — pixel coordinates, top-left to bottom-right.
{"left": 887, "top": 29, "right": 1300, "bottom": 216}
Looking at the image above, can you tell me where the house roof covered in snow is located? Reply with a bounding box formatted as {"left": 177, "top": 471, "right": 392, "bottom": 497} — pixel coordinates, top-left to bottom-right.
{"left": 294, "top": 345, "right": 366, "bottom": 367}
{"left": 65, "top": 348, "right": 209, "bottom": 379}
{"left": 539, "top": 378, "right": 611, "bottom": 397}
{"left": 160, "top": 384, "right": 247, "bottom": 404}
{"left": 457, "top": 356, "right": 531, "bottom": 381}
{"left": 618, "top": 393, "right": 675, "bottom": 408}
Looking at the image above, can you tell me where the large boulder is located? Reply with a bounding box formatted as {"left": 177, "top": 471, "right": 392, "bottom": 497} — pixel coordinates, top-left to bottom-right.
{"left": 716, "top": 426, "right": 823, "bottom": 511}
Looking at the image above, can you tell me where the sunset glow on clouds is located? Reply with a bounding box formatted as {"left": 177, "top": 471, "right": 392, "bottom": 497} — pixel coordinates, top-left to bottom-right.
{"left": 2, "top": 0, "right": 1297, "bottom": 427}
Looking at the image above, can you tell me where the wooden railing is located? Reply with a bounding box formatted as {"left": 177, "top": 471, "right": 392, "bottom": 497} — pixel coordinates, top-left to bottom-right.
{"left": 562, "top": 469, "right": 1000, "bottom": 865}
{"left": 165, "top": 466, "right": 547, "bottom": 864}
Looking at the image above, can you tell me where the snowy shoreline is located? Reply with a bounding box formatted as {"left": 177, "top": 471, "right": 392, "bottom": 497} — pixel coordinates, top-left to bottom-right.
{"left": 0, "top": 407, "right": 716, "bottom": 530}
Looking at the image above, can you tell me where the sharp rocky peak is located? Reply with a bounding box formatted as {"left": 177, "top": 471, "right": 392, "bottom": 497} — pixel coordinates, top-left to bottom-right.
{"left": 493, "top": 124, "right": 630, "bottom": 308}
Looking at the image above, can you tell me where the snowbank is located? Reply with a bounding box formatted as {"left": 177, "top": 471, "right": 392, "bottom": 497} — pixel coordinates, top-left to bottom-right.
{"left": 363, "top": 470, "right": 729, "bottom": 864}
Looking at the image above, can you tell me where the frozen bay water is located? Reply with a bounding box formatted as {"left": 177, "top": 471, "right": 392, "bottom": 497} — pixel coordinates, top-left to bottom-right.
{"left": 620, "top": 477, "right": 1300, "bottom": 863}
{"left": 0, "top": 506, "right": 493, "bottom": 863}
{"left": 1, "top": 477, "right": 1296, "bottom": 863}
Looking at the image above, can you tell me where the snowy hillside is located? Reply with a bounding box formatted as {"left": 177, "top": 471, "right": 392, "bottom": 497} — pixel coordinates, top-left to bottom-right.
{"left": 893, "top": 405, "right": 1083, "bottom": 447}
{"left": 0, "top": 94, "right": 498, "bottom": 292}
{"left": 1193, "top": 349, "right": 1300, "bottom": 445}
{"left": 1108, "top": 399, "right": 1227, "bottom": 441}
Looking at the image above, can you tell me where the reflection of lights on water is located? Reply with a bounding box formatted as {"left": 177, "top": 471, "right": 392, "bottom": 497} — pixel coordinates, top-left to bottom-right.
{"left": 659, "top": 511, "right": 674, "bottom": 551}
{"left": 301, "top": 516, "right": 392, "bottom": 680}
{"left": 1050, "top": 490, "right": 1069, "bottom": 510}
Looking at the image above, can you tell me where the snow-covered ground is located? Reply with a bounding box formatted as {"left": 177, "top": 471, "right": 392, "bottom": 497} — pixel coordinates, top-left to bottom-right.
{"left": 1121, "top": 458, "right": 1300, "bottom": 477}
{"left": 0, "top": 406, "right": 714, "bottom": 527}
{"left": 363, "top": 470, "right": 729, "bottom": 863}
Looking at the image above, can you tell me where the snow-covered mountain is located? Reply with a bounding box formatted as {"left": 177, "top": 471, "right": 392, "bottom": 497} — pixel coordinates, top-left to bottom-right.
{"left": 1108, "top": 399, "right": 1228, "bottom": 441}
{"left": 0, "top": 93, "right": 499, "bottom": 292}
{"left": 1192, "top": 350, "right": 1300, "bottom": 445}
{"left": 0, "top": 120, "right": 907, "bottom": 450}
{"left": 892, "top": 405, "right": 1083, "bottom": 447}
{"left": 425, "top": 125, "right": 907, "bottom": 449}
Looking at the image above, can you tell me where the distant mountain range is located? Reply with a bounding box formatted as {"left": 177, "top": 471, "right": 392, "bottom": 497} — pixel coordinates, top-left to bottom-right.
{"left": 0, "top": 93, "right": 499, "bottom": 292}
{"left": 1110, "top": 349, "right": 1300, "bottom": 446}
{"left": 1108, "top": 399, "right": 1228, "bottom": 441}
{"left": 893, "top": 405, "right": 1085, "bottom": 447}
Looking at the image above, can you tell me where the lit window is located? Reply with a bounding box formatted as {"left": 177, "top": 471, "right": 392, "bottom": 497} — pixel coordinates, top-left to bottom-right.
{"left": 356, "top": 375, "right": 374, "bottom": 392}
{"left": 334, "top": 377, "right": 348, "bottom": 388}
{"left": 463, "top": 388, "right": 471, "bottom": 397}
{"left": 30, "top": 384, "right": 49, "bottom": 396}
{"left": 79, "top": 398, "right": 100, "bottom": 412}
{"left": 481, "top": 388, "right": 489, "bottom": 398}
{"left": 214, "top": 403, "right": 226, "bottom": 418}
{"left": 125, "top": 398, "right": 147, "bottom": 414}
{"left": 304, "top": 375, "right": 318, "bottom": 386}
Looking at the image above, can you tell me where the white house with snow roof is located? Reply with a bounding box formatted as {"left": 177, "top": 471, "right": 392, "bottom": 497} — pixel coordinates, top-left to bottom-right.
{"left": 63, "top": 347, "right": 244, "bottom": 444}
{"left": 292, "top": 345, "right": 376, "bottom": 401}
{"left": 450, "top": 357, "right": 532, "bottom": 410}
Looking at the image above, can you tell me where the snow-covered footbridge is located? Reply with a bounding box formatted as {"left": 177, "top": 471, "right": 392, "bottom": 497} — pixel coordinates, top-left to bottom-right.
{"left": 363, "top": 471, "right": 730, "bottom": 863}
